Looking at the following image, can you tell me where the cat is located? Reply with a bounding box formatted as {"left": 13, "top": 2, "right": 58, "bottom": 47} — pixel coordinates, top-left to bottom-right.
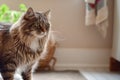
{"left": 0, "top": 7, "right": 51, "bottom": 80}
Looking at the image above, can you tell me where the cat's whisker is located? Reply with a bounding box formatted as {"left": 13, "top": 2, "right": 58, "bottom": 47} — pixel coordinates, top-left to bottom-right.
{"left": 50, "top": 30, "right": 66, "bottom": 42}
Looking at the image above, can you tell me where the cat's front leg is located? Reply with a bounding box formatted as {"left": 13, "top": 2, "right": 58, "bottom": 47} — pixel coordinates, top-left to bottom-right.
{"left": 0, "top": 65, "right": 16, "bottom": 80}
{"left": 1, "top": 71, "right": 15, "bottom": 80}
{"left": 21, "top": 66, "right": 32, "bottom": 80}
{"left": 22, "top": 61, "right": 39, "bottom": 80}
{"left": 22, "top": 71, "right": 32, "bottom": 80}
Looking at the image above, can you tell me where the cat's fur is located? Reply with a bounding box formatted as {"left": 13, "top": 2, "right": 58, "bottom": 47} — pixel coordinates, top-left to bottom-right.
{"left": 0, "top": 7, "right": 51, "bottom": 80}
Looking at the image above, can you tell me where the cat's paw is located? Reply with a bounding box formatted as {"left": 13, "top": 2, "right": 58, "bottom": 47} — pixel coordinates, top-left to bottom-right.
{"left": 14, "top": 74, "right": 23, "bottom": 80}
{"left": 0, "top": 73, "right": 3, "bottom": 80}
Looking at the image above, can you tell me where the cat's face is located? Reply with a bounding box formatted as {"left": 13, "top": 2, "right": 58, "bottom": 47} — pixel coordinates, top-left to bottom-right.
{"left": 20, "top": 7, "right": 51, "bottom": 38}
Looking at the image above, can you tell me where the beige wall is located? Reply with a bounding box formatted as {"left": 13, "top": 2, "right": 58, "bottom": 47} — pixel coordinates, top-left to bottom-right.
{"left": 0, "top": 0, "right": 114, "bottom": 48}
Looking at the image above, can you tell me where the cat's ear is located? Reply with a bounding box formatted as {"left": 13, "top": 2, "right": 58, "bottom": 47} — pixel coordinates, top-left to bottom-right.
{"left": 43, "top": 10, "right": 51, "bottom": 20}
{"left": 24, "top": 7, "right": 35, "bottom": 20}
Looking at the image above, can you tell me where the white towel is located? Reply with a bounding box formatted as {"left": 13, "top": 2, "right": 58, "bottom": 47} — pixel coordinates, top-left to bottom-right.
{"left": 85, "top": 0, "right": 108, "bottom": 38}
{"left": 85, "top": 0, "right": 95, "bottom": 3}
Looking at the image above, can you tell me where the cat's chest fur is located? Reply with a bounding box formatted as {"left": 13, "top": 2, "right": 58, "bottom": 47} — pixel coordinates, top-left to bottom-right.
{"left": 30, "top": 38, "right": 40, "bottom": 52}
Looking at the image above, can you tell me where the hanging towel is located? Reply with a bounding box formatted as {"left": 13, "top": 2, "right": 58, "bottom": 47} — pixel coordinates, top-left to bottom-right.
{"left": 85, "top": 0, "right": 108, "bottom": 38}
{"left": 85, "top": 0, "right": 96, "bottom": 26}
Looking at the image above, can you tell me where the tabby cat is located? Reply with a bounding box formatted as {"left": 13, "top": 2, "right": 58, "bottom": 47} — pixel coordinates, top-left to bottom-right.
{"left": 0, "top": 7, "right": 51, "bottom": 80}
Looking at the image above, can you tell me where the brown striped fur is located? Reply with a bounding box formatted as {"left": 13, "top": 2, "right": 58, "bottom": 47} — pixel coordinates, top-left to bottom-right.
{"left": 0, "top": 7, "right": 51, "bottom": 80}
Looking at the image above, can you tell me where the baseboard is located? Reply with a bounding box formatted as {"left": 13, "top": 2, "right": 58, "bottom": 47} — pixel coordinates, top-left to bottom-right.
{"left": 110, "top": 57, "right": 120, "bottom": 72}
{"left": 54, "top": 64, "right": 109, "bottom": 70}
{"left": 54, "top": 48, "right": 111, "bottom": 70}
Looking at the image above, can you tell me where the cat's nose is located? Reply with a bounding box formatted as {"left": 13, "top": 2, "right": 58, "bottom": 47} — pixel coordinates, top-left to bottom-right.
{"left": 40, "top": 26, "right": 46, "bottom": 32}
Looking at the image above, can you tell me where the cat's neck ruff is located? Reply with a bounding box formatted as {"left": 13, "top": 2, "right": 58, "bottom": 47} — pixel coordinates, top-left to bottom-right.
{"left": 30, "top": 38, "right": 40, "bottom": 52}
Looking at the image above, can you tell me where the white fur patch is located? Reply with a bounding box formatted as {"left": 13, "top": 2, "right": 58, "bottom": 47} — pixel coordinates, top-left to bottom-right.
{"left": 30, "top": 38, "right": 39, "bottom": 52}
{"left": 14, "top": 64, "right": 28, "bottom": 80}
{"left": 15, "top": 65, "right": 28, "bottom": 74}
{"left": 14, "top": 73, "right": 23, "bottom": 80}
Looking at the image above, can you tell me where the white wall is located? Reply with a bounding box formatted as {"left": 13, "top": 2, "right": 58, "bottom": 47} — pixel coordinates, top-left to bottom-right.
{"left": 112, "top": 0, "right": 120, "bottom": 61}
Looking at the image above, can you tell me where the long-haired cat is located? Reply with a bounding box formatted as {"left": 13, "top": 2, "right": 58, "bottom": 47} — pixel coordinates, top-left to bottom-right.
{"left": 0, "top": 7, "right": 51, "bottom": 80}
